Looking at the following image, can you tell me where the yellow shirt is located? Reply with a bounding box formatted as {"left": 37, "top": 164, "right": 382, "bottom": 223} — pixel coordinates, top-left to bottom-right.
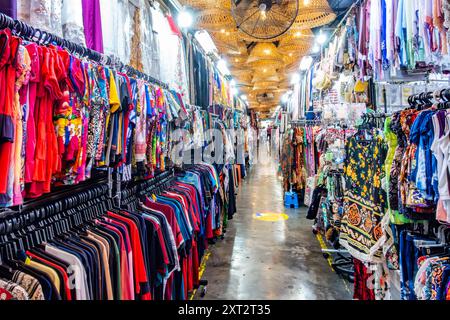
{"left": 26, "top": 259, "right": 61, "bottom": 296}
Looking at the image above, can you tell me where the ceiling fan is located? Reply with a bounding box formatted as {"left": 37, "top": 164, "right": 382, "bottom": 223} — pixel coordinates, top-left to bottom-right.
{"left": 232, "top": 0, "right": 299, "bottom": 41}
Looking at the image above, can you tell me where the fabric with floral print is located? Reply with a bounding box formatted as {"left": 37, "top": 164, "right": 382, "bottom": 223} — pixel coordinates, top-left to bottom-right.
{"left": 340, "top": 134, "right": 388, "bottom": 263}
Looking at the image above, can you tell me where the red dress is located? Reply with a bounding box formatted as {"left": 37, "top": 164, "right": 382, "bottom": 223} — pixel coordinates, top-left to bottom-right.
{"left": 0, "top": 30, "right": 20, "bottom": 202}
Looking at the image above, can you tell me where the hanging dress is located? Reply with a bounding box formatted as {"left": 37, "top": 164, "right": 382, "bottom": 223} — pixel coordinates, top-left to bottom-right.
{"left": 340, "top": 135, "right": 388, "bottom": 263}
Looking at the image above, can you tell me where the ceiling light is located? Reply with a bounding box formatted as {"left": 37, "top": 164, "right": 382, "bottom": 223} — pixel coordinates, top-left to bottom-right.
{"left": 312, "top": 44, "right": 320, "bottom": 53}
{"left": 195, "top": 31, "right": 218, "bottom": 54}
{"left": 289, "top": 53, "right": 293, "bottom": 57}
{"left": 291, "top": 73, "right": 300, "bottom": 84}
{"left": 294, "top": 31, "right": 302, "bottom": 38}
{"left": 217, "top": 58, "right": 231, "bottom": 76}
{"left": 177, "top": 9, "right": 193, "bottom": 29}
{"left": 316, "top": 30, "right": 327, "bottom": 45}
{"left": 264, "top": 49, "right": 271, "bottom": 55}
{"left": 299, "top": 56, "right": 314, "bottom": 71}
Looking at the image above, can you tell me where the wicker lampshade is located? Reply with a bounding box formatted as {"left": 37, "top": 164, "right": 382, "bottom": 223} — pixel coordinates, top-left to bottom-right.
{"left": 252, "top": 81, "right": 279, "bottom": 91}
{"left": 232, "top": 68, "right": 253, "bottom": 77}
{"left": 278, "top": 42, "right": 312, "bottom": 55}
{"left": 247, "top": 43, "right": 283, "bottom": 62}
{"left": 280, "top": 28, "right": 314, "bottom": 43}
{"left": 256, "top": 103, "right": 277, "bottom": 111}
{"left": 179, "top": 0, "right": 207, "bottom": 9}
{"left": 278, "top": 29, "right": 314, "bottom": 54}
{"left": 251, "top": 88, "right": 272, "bottom": 96}
{"left": 234, "top": 71, "right": 254, "bottom": 85}
{"left": 218, "top": 0, "right": 231, "bottom": 10}
{"left": 212, "top": 30, "right": 240, "bottom": 54}
{"left": 295, "top": 0, "right": 337, "bottom": 29}
{"left": 252, "top": 66, "right": 279, "bottom": 82}
{"left": 258, "top": 96, "right": 280, "bottom": 106}
{"left": 278, "top": 80, "right": 292, "bottom": 90}
{"left": 253, "top": 65, "right": 277, "bottom": 76}
{"left": 252, "top": 74, "right": 281, "bottom": 83}
{"left": 238, "top": 29, "right": 291, "bottom": 43}
{"left": 180, "top": 0, "right": 231, "bottom": 10}
{"left": 196, "top": 8, "right": 236, "bottom": 31}
{"left": 226, "top": 40, "right": 248, "bottom": 55}
{"left": 210, "top": 28, "right": 238, "bottom": 44}
{"left": 248, "top": 58, "right": 284, "bottom": 69}
{"left": 215, "top": 43, "right": 240, "bottom": 55}
{"left": 283, "top": 53, "right": 301, "bottom": 66}
{"left": 228, "top": 53, "right": 249, "bottom": 68}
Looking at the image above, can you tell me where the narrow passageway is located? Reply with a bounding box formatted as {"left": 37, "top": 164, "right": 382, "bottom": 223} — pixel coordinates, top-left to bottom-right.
{"left": 196, "top": 146, "right": 352, "bottom": 300}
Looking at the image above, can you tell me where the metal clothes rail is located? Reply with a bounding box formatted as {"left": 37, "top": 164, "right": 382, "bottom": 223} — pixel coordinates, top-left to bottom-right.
{"left": 0, "top": 12, "right": 169, "bottom": 89}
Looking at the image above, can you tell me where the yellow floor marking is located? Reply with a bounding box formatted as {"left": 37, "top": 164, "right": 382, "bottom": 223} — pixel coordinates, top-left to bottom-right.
{"left": 316, "top": 233, "right": 353, "bottom": 295}
{"left": 253, "top": 212, "right": 289, "bottom": 222}
{"left": 189, "top": 251, "right": 211, "bottom": 300}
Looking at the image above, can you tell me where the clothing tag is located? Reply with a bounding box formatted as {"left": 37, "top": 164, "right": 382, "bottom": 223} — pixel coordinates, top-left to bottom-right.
{"left": 152, "top": 194, "right": 157, "bottom": 201}
{"left": 25, "top": 257, "right": 31, "bottom": 265}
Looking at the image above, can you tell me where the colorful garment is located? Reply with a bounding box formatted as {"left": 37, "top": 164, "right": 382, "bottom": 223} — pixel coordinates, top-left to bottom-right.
{"left": 340, "top": 134, "right": 388, "bottom": 263}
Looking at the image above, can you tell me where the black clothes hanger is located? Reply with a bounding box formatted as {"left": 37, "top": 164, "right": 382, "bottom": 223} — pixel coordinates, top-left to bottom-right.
{"left": 0, "top": 181, "right": 110, "bottom": 261}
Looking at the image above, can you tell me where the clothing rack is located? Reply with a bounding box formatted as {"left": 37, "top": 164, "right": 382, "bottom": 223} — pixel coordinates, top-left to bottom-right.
{"left": 0, "top": 182, "right": 111, "bottom": 261}
{"left": 120, "top": 169, "right": 177, "bottom": 205}
{"left": 360, "top": 112, "right": 390, "bottom": 121}
{"left": 357, "top": 112, "right": 390, "bottom": 130}
{"left": 407, "top": 89, "right": 450, "bottom": 110}
{"left": 0, "top": 13, "right": 169, "bottom": 89}
{"left": 0, "top": 181, "right": 110, "bottom": 231}
{"left": 0, "top": 172, "right": 109, "bottom": 219}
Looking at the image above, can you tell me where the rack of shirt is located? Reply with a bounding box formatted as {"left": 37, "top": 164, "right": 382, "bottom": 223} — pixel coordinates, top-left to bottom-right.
{"left": 0, "top": 163, "right": 229, "bottom": 300}
{"left": 385, "top": 90, "right": 450, "bottom": 300}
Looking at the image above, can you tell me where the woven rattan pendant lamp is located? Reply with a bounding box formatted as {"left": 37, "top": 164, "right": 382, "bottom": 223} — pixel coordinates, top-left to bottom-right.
{"left": 196, "top": 8, "right": 236, "bottom": 31}
{"left": 210, "top": 28, "right": 238, "bottom": 45}
{"left": 235, "top": 71, "right": 254, "bottom": 85}
{"left": 252, "top": 74, "right": 281, "bottom": 83}
{"left": 226, "top": 40, "right": 248, "bottom": 56}
{"left": 247, "top": 43, "right": 282, "bottom": 63}
{"left": 252, "top": 66, "right": 280, "bottom": 83}
{"left": 229, "top": 53, "right": 249, "bottom": 65}
{"left": 232, "top": 68, "right": 253, "bottom": 77}
{"left": 252, "top": 81, "right": 279, "bottom": 91}
{"left": 295, "top": 0, "right": 336, "bottom": 29}
{"left": 247, "top": 43, "right": 284, "bottom": 70}
{"left": 278, "top": 29, "right": 314, "bottom": 54}
{"left": 180, "top": 0, "right": 231, "bottom": 10}
{"left": 283, "top": 52, "right": 301, "bottom": 66}
{"left": 278, "top": 80, "right": 292, "bottom": 90}
{"left": 280, "top": 28, "right": 314, "bottom": 43}
{"left": 211, "top": 29, "right": 240, "bottom": 53}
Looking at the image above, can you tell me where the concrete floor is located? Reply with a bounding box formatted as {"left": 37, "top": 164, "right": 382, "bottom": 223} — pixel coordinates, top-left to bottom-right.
{"left": 195, "top": 148, "right": 353, "bottom": 300}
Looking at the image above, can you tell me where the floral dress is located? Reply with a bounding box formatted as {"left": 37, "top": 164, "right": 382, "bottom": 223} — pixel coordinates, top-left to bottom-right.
{"left": 340, "top": 134, "right": 388, "bottom": 263}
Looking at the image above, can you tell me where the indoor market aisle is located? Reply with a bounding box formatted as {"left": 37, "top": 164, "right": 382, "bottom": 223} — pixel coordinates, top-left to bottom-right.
{"left": 194, "top": 148, "right": 353, "bottom": 300}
